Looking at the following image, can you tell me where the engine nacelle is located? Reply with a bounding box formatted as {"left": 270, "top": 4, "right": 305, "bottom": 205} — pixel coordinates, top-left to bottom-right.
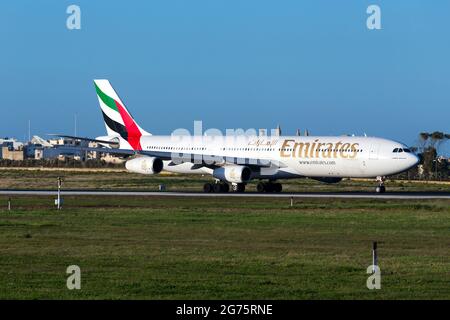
{"left": 213, "top": 165, "right": 252, "bottom": 183}
{"left": 125, "top": 156, "right": 163, "bottom": 175}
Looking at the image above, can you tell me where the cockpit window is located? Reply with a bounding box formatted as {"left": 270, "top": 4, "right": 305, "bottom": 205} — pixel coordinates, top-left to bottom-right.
{"left": 393, "top": 147, "right": 412, "bottom": 153}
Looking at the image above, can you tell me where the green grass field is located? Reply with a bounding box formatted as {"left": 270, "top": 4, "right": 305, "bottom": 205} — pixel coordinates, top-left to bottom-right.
{"left": 0, "top": 195, "right": 448, "bottom": 299}
{"left": 0, "top": 168, "right": 449, "bottom": 192}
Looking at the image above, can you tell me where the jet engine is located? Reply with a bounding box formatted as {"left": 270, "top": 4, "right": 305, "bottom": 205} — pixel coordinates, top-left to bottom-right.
{"left": 213, "top": 165, "right": 252, "bottom": 183}
{"left": 125, "top": 156, "right": 163, "bottom": 175}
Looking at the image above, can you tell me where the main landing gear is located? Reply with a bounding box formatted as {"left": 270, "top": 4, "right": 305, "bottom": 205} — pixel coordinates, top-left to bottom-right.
{"left": 256, "top": 181, "right": 282, "bottom": 193}
{"left": 375, "top": 176, "right": 386, "bottom": 193}
{"left": 203, "top": 181, "right": 282, "bottom": 193}
{"left": 203, "top": 181, "right": 230, "bottom": 193}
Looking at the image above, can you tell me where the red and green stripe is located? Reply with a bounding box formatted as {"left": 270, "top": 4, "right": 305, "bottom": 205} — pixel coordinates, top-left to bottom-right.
{"left": 95, "top": 83, "right": 142, "bottom": 150}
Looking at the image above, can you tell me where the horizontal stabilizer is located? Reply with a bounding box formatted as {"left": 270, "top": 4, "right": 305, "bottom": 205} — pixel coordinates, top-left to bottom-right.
{"left": 47, "top": 134, "right": 120, "bottom": 146}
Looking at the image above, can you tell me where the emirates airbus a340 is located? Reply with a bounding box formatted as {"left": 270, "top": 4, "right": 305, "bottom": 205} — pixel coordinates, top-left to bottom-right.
{"left": 57, "top": 79, "right": 419, "bottom": 193}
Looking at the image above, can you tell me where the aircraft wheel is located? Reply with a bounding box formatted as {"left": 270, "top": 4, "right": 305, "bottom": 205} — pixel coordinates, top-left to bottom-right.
{"left": 375, "top": 186, "right": 386, "bottom": 193}
{"left": 213, "top": 183, "right": 223, "bottom": 193}
{"left": 221, "top": 183, "right": 230, "bottom": 193}
{"left": 273, "top": 183, "right": 282, "bottom": 193}
{"left": 265, "top": 183, "right": 274, "bottom": 192}
{"left": 203, "top": 183, "right": 213, "bottom": 193}
{"left": 257, "top": 182, "right": 265, "bottom": 193}
{"left": 214, "top": 182, "right": 229, "bottom": 193}
{"left": 236, "top": 183, "right": 246, "bottom": 193}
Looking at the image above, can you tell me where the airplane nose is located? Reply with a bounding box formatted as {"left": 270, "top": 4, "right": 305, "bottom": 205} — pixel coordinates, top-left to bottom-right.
{"left": 401, "top": 154, "right": 419, "bottom": 172}
{"left": 410, "top": 154, "right": 420, "bottom": 167}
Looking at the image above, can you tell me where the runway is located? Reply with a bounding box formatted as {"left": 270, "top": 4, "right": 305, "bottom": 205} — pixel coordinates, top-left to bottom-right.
{"left": 0, "top": 190, "right": 449, "bottom": 199}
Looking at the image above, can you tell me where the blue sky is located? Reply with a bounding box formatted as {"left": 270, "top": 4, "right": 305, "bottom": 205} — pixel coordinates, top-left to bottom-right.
{"left": 1, "top": 1, "right": 449, "bottom": 154}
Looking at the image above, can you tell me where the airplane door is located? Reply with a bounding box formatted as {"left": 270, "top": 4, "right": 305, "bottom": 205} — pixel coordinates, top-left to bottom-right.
{"left": 369, "top": 144, "right": 379, "bottom": 160}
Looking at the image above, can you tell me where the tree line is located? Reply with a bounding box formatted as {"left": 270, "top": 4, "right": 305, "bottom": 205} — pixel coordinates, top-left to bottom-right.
{"left": 395, "top": 131, "right": 449, "bottom": 181}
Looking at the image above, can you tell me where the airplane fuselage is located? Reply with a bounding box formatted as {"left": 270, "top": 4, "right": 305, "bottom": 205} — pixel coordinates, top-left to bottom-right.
{"left": 136, "top": 135, "right": 419, "bottom": 179}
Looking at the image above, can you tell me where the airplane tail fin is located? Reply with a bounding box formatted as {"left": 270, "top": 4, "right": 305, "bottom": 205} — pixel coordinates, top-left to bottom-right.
{"left": 94, "top": 79, "right": 150, "bottom": 150}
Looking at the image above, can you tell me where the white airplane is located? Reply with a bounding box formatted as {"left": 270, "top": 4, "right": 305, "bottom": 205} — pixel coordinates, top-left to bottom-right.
{"left": 58, "top": 79, "right": 419, "bottom": 193}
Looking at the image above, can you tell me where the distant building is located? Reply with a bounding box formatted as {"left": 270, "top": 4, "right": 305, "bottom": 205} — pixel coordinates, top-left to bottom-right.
{"left": 42, "top": 148, "right": 62, "bottom": 159}
{"left": 101, "top": 153, "right": 125, "bottom": 164}
{"left": 31, "top": 135, "right": 53, "bottom": 148}
{"left": 24, "top": 143, "right": 43, "bottom": 159}
{"left": 27, "top": 136, "right": 95, "bottom": 161}
{"left": 24, "top": 135, "right": 62, "bottom": 160}
{"left": 48, "top": 137, "right": 77, "bottom": 146}
{"left": 0, "top": 138, "right": 23, "bottom": 150}
{"left": 0, "top": 135, "right": 124, "bottom": 163}
{"left": 35, "top": 148, "right": 44, "bottom": 160}
{"left": 1, "top": 142, "right": 24, "bottom": 160}
{"left": 87, "top": 141, "right": 101, "bottom": 160}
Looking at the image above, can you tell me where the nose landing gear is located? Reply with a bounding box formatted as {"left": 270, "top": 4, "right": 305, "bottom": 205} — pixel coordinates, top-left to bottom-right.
{"left": 375, "top": 176, "right": 386, "bottom": 193}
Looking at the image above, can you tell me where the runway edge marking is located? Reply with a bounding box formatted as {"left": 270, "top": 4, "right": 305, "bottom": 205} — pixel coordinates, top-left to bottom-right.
{"left": 0, "top": 190, "right": 449, "bottom": 199}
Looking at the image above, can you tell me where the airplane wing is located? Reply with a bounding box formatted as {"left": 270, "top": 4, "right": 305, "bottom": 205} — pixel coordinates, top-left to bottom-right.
{"left": 53, "top": 145, "right": 286, "bottom": 168}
